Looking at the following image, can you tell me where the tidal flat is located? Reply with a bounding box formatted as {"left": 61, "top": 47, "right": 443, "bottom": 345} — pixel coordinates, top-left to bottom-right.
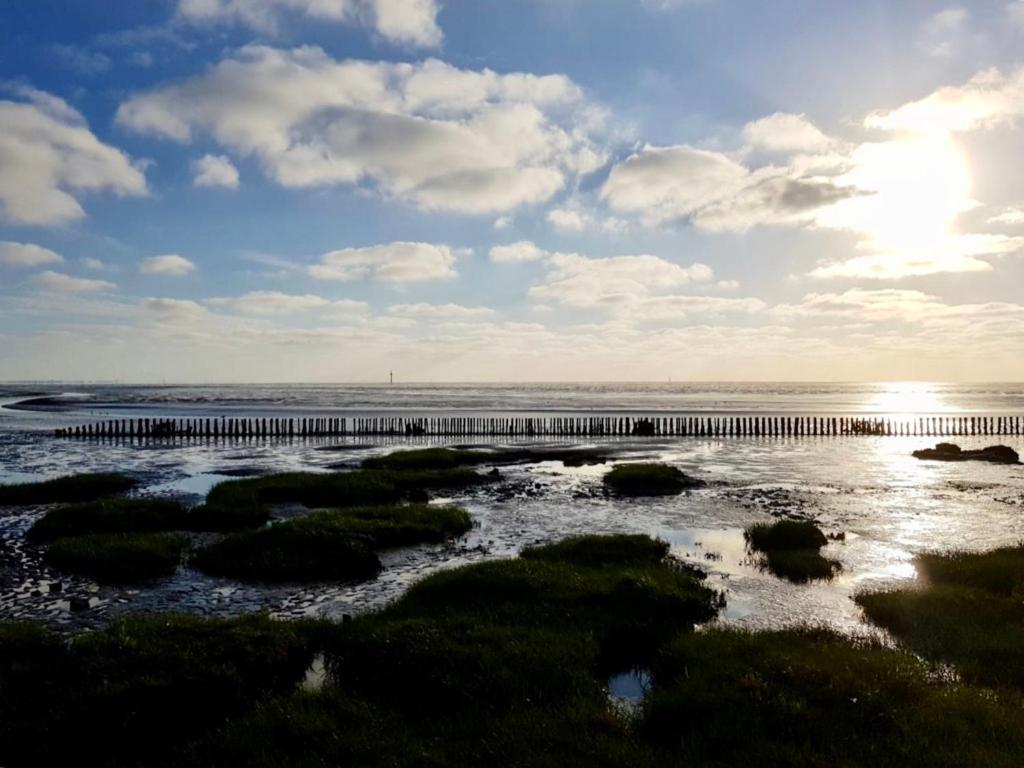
{"left": 2, "top": 431, "right": 1024, "bottom": 764}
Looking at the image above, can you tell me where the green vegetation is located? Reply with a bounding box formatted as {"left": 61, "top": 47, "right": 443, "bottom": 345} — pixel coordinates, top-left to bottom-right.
{"left": 196, "top": 467, "right": 492, "bottom": 531}
{"left": 0, "top": 614, "right": 323, "bottom": 767}
{"left": 5, "top": 534, "right": 1024, "bottom": 766}
{"left": 0, "top": 472, "right": 136, "bottom": 506}
{"left": 603, "top": 463, "right": 704, "bottom": 496}
{"left": 291, "top": 504, "right": 472, "bottom": 548}
{"left": 43, "top": 533, "right": 186, "bottom": 583}
{"left": 193, "top": 524, "right": 381, "bottom": 584}
{"left": 27, "top": 498, "right": 188, "bottom": 543}
{"left": 858, "top": 545, "right": 1024, "bottom": 690}
{"left": 744, "top": 519, "right": 841, "bottom": 583}
{"left": 521, "top": 533, "right": 670, "bottom": 568}
{"left": 641, "top": 627, "right": 1024, "bottom": 767}
{"left": 363, "top": 446, "right": 609, "bottom": 471}
{"left": 192, "top": 503, "right": 471, "bottom": 584}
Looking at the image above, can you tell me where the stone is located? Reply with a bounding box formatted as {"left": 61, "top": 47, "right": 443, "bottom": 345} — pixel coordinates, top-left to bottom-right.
{"left": 913, "top": 443, "right": 1020, "bottom": 464}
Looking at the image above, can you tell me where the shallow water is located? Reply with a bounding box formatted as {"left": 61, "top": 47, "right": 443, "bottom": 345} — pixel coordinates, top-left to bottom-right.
{"left": 1, "top": 385, "right": 1022, "bottom": 634}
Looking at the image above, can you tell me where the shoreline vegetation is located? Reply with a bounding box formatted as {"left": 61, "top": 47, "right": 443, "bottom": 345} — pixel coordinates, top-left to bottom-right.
{"left": 2, "top": 450, "right": 1024, "bottom": 764}
{"left": 1, "top": 534, "right": 1023, "bottom": 765}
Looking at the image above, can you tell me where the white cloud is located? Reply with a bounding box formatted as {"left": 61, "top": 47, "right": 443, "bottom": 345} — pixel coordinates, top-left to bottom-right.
{"left": 208, "top": 290, "right": 332, "bottom": 315}
{"left": 309, "top": 241, "right": 461, "bottom": 283}
{"left": 602, "top": 143, "right": 853, "bottom": 231}
{"left": 83, "top": 257, "right": 108, "bottom": 270}
{"left": 143, "top": 297, "right": 209, "bottom": 318}
{"left": 529, "top": 252, "right": 713, "bottom": 309}
{"left": 865, "top": 67, "right": 1024, "bottom": 133}
{"left": 193, "top": 153, "right": 240, "bottom": 188}
{"left": 489, "top": 241, "right": 548, "bottom": 263}
{"left": 742, "top": 113, "right": 833, "bottom": 154}
{"left": 117, "top": 47, "right": 603, "bottom": 215}
{"left": 387, "top": 303, "right": 496, "bottom": 319}
{"left": 809, "top": 233, "right": 1024, "bottom": 279}
{"left": 0, "top": 241, "right": 64, "bottom": 267}
{"left": 34, "top": 270, "right": 115, "bottom": 293}
{"left": 0, "top": 86, "right": 147, "bottom": 226}
{"left": 141, "top": 254, "right": 197, "bottom": 276}
{"left": 177, "top": 0, "right": 443, "bottom": 47}
{"left": 493, "top": 215, "right": 513, "bottom": 230}
{"left": 989, "top": 206, "right": 1024, "bottom": 225}
{"left": 917, "top": 7, "right": 969, "bottom": 58}
{"left": 546, "top": 206, "right": 586, "bottom": 232}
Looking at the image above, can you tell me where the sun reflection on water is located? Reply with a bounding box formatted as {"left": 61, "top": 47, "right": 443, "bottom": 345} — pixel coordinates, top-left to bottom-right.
{"left": 866, "top": 382, "right": 951, "bottom": 419}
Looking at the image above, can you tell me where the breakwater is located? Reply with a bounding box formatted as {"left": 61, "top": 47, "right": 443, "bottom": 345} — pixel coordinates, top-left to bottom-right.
{"left": 53, "top": 414, "right": 1024, "bottom": 439}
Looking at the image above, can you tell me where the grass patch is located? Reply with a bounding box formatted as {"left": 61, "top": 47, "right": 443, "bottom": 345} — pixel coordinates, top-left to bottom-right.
{"left": 521, "top": 533, "right": 670, "bottom": 568}
{"left": 43, "top": 532, "right": 186, "bottom": 584}
{"left": 27, "top": 498, "right": 188, "bottom": 543}
{"left": 744, "top": 520, "right": 840, "bottom": 583}
{"left": 0, "top": 614, "right": 323, "bottom": 767}
{"left": 0, "top": 472, "right": 136, "bottom": 506}
{"left": 291, "top": 504, "right": 472, "bottom": 548}
{"left": 192, "top": 525, "right": 381, "bottom": 584}
{"left": 858, "top": 545, "right": 1024, "bottom": 691}
{"left": 641, "top": 627, "right": 1024, "bottom": 767}
{"left": 603, "top": 463, "right": 704, "bottom": 496}
{"left": 363, "top": 446, "right": 609, "bottom": 471}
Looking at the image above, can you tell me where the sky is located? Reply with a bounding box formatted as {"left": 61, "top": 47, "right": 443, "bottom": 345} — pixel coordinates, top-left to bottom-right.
{"left": 1, "top": 0, "right": 1024, "bottom": 383}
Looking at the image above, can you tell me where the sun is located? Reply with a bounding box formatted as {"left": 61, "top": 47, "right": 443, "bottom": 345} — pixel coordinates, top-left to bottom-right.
{"left": 815, "top": 131, "right": 978, "bottom": 274}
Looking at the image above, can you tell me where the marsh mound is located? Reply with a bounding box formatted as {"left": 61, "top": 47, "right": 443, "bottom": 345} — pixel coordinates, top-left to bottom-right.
{"left": 912, "top": 443, "right": 1020, "bottom": 464}
{"left": 858, "top": 544, "right": 1024, "bottom": 691}
{"left": 0, "top": 473, "right": 137, "bottom": 506}
{"left": 744, "top": 520, "right": 841, "bottom": 583}
{"left": 43, "top": 532, "right": 186, "bottom": 584}
{"left": 27, "top": 499, "right": 189, "bottom": 543}
{"left": 192, "top": 504, "right": 472, "bottom": 584}
{"left": 603, "top": 463, "right": 704, "bottom": 496}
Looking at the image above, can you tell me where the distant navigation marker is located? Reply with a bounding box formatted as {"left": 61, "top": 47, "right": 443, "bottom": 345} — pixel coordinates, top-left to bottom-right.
{"left": 390, "top": 371, "right": 394, "bottom": 385}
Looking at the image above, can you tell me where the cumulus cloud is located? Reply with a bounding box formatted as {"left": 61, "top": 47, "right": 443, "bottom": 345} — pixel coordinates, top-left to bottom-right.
{"left": 742, "top": 113, "right": 834, "bottom": 154}
{"left": 141, "top": 254, "right": 197, "bottom": 276}
{"left": 309, "top": 241, "right": 461, "bottom": 283}
{"left": 0, "top": 86, "right": 147, "bottom": 226}
{"left": 193, "top": 153, "right": 240, "bottom": 188}
{"left": 34, "top": 270, "right": 116, "bottom": 293}
{"left": 601, "top": 143, "right": 854, "bottom": 231}
{"left": 387, "top": 303, "right": 496, "bottom": 319}
{"left": 489, "top": 241, "right": 548, "bottom": 263}
{"left": 529, "top": 252, "right": 713, "bottom": 309}
{"left": 0, "top": 241, "right": 64, "bottom": 267}
{"left": 207, "top": 290, "right": 333, "bottom": 315}
{"left": 177, "top": 0, "right": 443, "bottom": 47}
{"left": 546, "top": 206, "right": 586, "bottom": 232}
{"left": 117, "top": 47, "right": 603, "bottom": 215}
{"left": 865, "top": 67, "right": 1024, "bottom": 133}
{"left": 143, "top": 297, "right": 209, "bottom": 317}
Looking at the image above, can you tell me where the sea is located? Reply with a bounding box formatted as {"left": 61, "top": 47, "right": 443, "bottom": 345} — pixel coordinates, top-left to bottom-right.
{"left": 2, "top": 381, "right": 1023, "bottom": 634}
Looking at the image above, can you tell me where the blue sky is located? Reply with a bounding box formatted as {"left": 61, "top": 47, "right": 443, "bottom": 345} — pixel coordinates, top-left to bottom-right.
{"left": 2, "top": 0, "right": 1024, "bottom": 382}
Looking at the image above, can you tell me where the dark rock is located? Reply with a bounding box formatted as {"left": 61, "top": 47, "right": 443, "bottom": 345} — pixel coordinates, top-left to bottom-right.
{"left": 913, "top": 443, "right": 1020, "bottom": 464}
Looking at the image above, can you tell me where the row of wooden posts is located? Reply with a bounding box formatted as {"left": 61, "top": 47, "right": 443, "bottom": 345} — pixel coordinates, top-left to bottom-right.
{"left": 54, "top": 414, "right": 1024, "bottom": 439}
